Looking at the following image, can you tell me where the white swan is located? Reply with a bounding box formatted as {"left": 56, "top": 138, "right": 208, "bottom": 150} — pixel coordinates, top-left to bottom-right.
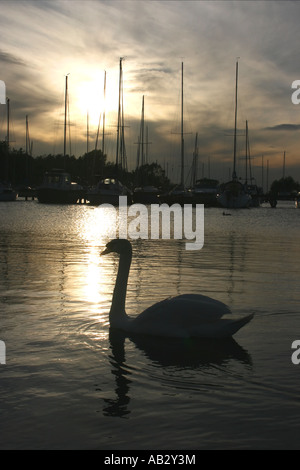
{"left": 101, "top": 239, "right": 254, "bottom": 338}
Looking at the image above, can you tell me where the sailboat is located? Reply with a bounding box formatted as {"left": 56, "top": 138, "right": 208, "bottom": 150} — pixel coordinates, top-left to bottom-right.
{"left": 133, "top": 95, "right": 160, "bottom": 204}
{"left": 0, "top": 180, "right": 17, "bottom": 201}
{"left": 0, "top": 98, "right": 17, "bottom": 201}
{"left": 217, "top": 61, "right": 251, "bottom": 209}
{"left": 243, "top": 120, "right": 263, "bottom": 207}
{"left": 188, "top": 134, "right": 219, "bottom": 206}
{"left": 160, "top": 62, "right": 192, "bottom": 205}
{"left": 37, "top": 75, "right": 84, "bottom": 204}
{"left": 87, "top": 58, "right": 131, "bottom": 205}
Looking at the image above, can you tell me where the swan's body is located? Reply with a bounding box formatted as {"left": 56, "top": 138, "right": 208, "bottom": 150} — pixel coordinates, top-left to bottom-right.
{"left": 101, "top": 239, "right": 253, "bottom": 338}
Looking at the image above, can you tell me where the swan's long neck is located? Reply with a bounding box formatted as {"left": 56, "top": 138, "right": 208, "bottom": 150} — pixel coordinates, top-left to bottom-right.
{"left": 109, "top": 248, "right": 132, "bottom": 327}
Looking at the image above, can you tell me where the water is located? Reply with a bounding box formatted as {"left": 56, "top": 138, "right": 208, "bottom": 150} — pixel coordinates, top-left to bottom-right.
{"left": 0, "top": 200, "right": 300, "bottom": 449}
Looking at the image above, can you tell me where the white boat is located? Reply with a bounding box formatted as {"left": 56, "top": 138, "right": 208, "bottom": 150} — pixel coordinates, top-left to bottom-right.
{"left": 0, "top": 181, "right": 17, "bottom": 201}
{"left": 37, "top": 169, "right": 84, "bottom": 204}
{"left": 217, "top": 61, "right": 252, "bottom": 209}
{"left": 86, "top": 177, "right": 131, "bottom": 205}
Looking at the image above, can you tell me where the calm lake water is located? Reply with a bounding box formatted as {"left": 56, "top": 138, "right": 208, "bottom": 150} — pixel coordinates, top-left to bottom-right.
{"left": 0, "top": 199, "right": 300, "bottom": 450}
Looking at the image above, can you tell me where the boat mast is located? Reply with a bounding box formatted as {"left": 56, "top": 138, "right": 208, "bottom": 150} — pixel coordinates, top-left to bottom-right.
{"left": 181, "top": 61, "right": 184, "bottom": 187}
{"left": 64, "top": 75, "right": 67, "bottom": 159}
{"left": 95, "top": 70, "right": 106, "bottom": 153}
{"left": 121, "top": 66, "right": 127, "bottom": 172}
{"left": 245, "top": 120, "right": 248, "bottom": 183}
{"left": 26, "top": 114, "right": 31, "bottom": 182}
{"left": 63, "top": 74, "right": 70, "bottom": 168}
{"left": 141, "top": 95, "right": 145, "bottom": 167}
{"left": 102, "top": 70, "right": 106, "bottom": 155}
{"left": 116, "top": 58, "right": 122, "bottom": 169}
{"left": 116, "top": 57, "right": 127, "bottom": 173}
{"left": 6, "top": 97, "right": 9, "bottom": 150}
{"left": 192, "top": 132, "right": 198, "bottom": 187}
{"left": 5, "top": 97, "right": 10, "bottom": 181}
{"left": 87, "top": 111, "right": 89, "bottom": 154}
{"left": 233, "top": 60, "right": 238, "bottom": 180}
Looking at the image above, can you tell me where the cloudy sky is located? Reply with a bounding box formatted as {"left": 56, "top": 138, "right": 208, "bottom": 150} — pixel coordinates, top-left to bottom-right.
{"left": 1, "top": 0, "right": 300, "bottom": 187}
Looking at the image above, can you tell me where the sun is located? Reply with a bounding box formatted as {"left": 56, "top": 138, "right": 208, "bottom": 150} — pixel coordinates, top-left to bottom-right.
{"left": 75, "top": 71, "right": 119, "bottom": 128}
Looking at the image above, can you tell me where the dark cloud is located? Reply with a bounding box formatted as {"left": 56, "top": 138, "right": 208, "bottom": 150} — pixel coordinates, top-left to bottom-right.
{"left": 264, "top": 124, "right": 300, "bottom": 131}
{"left": 0, "top": 50, "right": 26, "bottom": 67}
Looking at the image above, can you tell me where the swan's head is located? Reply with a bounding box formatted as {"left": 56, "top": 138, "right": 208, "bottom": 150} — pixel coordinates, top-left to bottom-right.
{"left": 101, "top": 238, "right": 132, "bottom": 256}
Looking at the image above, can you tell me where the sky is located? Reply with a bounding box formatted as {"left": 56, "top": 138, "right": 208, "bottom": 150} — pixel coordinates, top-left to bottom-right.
{"left": 1, "top": 0, "right": 300, "bottom": 188}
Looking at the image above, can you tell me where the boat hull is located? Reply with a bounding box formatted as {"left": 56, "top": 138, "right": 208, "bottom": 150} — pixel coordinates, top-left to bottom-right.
{"left": 87, "top": 193, "right": 131, "bottom": 206}
{"left": 0, "top": 190, "right": 17, "bottom": 201}
{"left": 37, "top": 188, "right": 84, "bottom": 204}
{"left": 133, "top": 188, "right": 160, "bottom": 204}
{"left": 217, "top": 191, "right": 251, "bottom": 209}
{"left": 217, "top": 179, "right": 252, "bottom": 209}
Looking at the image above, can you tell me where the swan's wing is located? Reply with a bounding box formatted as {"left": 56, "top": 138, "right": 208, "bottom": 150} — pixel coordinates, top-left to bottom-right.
{"left": 129, "top": 295, "right": 252, "bottom": 338}
{"left": 133, "top": 295, "right": 230, "bottom": 329}
{"left": 174, "top": 294, "right": 231, "bottom": 314}
{"left": 139, "top": 295, "right": 230, "bottom": 318}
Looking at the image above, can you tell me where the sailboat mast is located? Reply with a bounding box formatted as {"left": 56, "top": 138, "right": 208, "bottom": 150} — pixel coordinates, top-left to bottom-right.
{"left": 181, "top": 62, "right": 184, "bottom": 187}
{"left": 192, "top": 132, "right": 198, "bottom": 187}
{"left": 64, "top": 74, "right": 68, "bottom": 160}
{"left": 5, "top": 97, "right": 10, "bottom": 181}
{"left": 26, "top": 114, "right": 29, "bottom": 155}
{"left": 87, "top": 111, "right": 89, "bottom": 154}
{"left": 233, "top": 60, "right": 238, "bottom": 180}
{"left": 25, "top": 114, "right": 30, "bottom": 182}
{"left": 102, "top": 70, "right": 106, "bottom": 155}
{"left": 145, "top": 126, "right": 149, "bottom": 164}
{"left": 6, "top": 97, "right": 10, "bottom": 150}
{"left": 141, "top": 95, "right": 145, "bottom": 166}
{"left": 116, "top": 58, "right": 122, "bottom": 168}
{"left": 245, "top": 120, "right": 248, "bottom": 183}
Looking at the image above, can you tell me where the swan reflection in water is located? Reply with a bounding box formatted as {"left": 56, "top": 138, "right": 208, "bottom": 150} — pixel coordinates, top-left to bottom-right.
{"left": 102, "top": 328, "right": 252, "bottom": 418}
{"left": 100, "top": 238, "right": 253, "bottom": 417}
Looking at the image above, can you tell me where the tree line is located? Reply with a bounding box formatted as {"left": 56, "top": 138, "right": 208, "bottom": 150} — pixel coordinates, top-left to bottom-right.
{"left": 1, "top": 141, "right": 299, "bottom": 196}
{"left": 0, "top": 141, "right": 170, "bottom": 190}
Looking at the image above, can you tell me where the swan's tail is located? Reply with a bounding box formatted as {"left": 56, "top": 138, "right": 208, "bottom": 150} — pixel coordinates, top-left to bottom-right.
{"left": 224, "top": 313, "right": 254, "bottom": 337}
{"left": 192, "top": 313, "right": 254, "bottom": 338}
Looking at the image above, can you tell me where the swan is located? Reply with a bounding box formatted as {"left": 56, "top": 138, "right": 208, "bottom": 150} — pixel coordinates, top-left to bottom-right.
{"left": 101, "top": 239, "right": 254, "bottom": 338}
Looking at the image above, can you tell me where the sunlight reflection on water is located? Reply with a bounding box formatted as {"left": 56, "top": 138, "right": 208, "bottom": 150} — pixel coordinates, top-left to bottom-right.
{"left": 0, "top": 201, "right": 300, "bottom": 449}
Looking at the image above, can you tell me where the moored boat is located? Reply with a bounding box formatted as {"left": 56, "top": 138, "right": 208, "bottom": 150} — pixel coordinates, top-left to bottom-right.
{"left": 0, "top": 181, "right": 17, "bottom": 201}
{"left": 86, "top": 177, "right": 131, "bottom": 205}
{"left": 37, "top": 169, "right": 84, "bottom": 204}
{"left": 190, "top": 178, "right": 219, "bottom": 206}
{"left": 217, "top": 61, "right": 252, "bottom": 209}
{"left": 217, "top": 179, "right": 251, "bottom": 209}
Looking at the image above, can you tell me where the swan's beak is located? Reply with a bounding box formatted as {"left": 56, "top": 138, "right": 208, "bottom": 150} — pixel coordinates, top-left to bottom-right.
{"left": 100, "top": 246, "right": 111, "bottom": 256}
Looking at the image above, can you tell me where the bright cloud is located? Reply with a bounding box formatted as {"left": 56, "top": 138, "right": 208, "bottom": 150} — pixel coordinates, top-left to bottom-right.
{"left": 0, "top": 0, "right": 300, "bottom": 185}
